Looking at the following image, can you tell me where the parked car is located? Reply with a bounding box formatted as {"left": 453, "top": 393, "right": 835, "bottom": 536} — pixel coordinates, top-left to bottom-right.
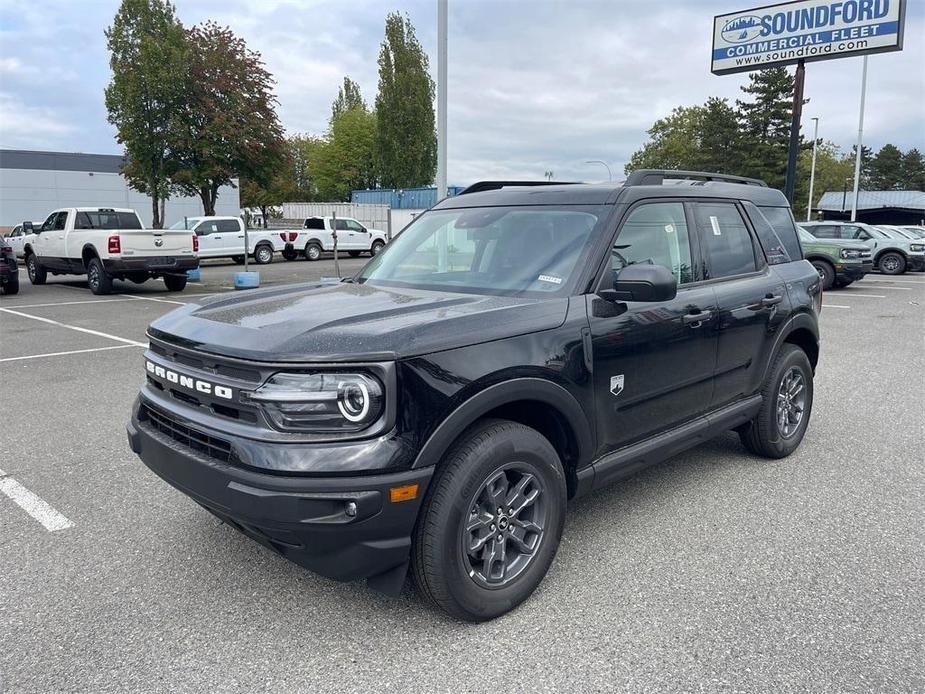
{"left": 880, "top": 225, "right": 924, "bottom": 241}
{"left": 1, "top": 234, "right": 19, "bottom": 295}
{"left": 796, "top": 226, "right": 872, "bottom": 289}
{"left": 799, "top": 221, "right": 925, "bottom": 275}
{"left": 23, "top": 207, "right": 198, "bottom": 294}
{"left": 301, "top": 217, "right": 387, "bottom": 260}
{"left": 128, "top": 170, "right": 820, "bottom": 621}
{"left": 899, "top": 226, "right": 925, "bottom": 239}
{"left": 169, "top": 216, "right": 297, "bottom": 264}
{"left": 5, "top": 223, "right": 34, "bottom": 260}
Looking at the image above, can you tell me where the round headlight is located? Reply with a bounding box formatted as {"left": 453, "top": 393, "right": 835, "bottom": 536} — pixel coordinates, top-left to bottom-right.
{"left": 338, "top": 381, "right": 371, "bottom": 422}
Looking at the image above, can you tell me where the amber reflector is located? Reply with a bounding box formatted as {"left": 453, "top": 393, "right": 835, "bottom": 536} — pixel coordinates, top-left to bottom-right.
{"left": 389, "top": 483, "right": 419, "bottom": 503}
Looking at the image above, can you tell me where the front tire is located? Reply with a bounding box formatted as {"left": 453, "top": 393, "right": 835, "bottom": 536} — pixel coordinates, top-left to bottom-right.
{"left": 26, "top": 253, "right": 47, "bottom": 285}
{"left": 348, "top": 250, "right": 361, "bottom": 258}
{"left": 2, "top": 277, "right": 19, "bottom": 295}
{"left": 371, "top": 240, "right": 385, "bottom": 256}
{"left": 254, "top": 244, "right": 273, "bottom": 265}
{"left": 232, "top": 255, "right": 245, "bottom": 265}
{"left": 811, "top": 260, "right": 834, "bottom": 290}
{"left": 86, "top": 257, "right": 113, "bottom": 295}
{"left": 878, "top": 251, "right": 906, "bottom": 275}
{"left": 412, "top": 419, "right": 566, "bottom": 622}
{"left": 163, "top": 274, "right": 187, "bottom": 292}
{"left": 739, "top": 344, "right": 813, "bottom": 458}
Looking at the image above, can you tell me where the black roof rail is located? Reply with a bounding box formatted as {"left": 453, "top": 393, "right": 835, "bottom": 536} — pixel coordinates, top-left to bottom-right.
{"left": 458, "top": 180, "right": 580, "bottom": 196}
{"left": 624, "top": 169, "right": 768, "bottom": 187}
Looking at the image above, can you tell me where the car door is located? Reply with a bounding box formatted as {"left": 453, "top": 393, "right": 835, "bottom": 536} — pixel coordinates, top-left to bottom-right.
{"left": 195, "top": 220, "right": 222, "bottom": 257}
{"left": 693, "top": 201, "right": 789, "bottom": 409}
{"left": 332, "top": 218, "right": 357, "bottom": 249}
{"left": 588, "top": 200, "right": 718, "bottom": 455}
{"left": 35, "top": 212, "right": 68, "bottom": 268}
{"left": 840, "top": 224, "right": 876, "bottom": 251}
{"left": 218, "top": 219, "right": 245, "bottom": 253}
{"left": 344, "top": 219, "right": 370, "bottom": 250}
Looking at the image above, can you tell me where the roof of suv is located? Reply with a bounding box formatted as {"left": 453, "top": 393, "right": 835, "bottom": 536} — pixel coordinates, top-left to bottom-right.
{"left": 436, "top": 171, "right": 790, "bottom": 210}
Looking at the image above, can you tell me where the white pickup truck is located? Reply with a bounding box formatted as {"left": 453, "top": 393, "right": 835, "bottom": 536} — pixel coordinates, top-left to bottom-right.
{"left": 301, "top": 217, "right": 387, "bottom": 261}
{"left": 169, "top": 216, "right": 300, "bottom": 264}
{"left": 22, "top": 207, "right": 198, "bottom": 295}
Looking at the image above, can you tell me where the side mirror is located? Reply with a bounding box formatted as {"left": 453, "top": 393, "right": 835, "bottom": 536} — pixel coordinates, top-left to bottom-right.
{"left": 600, "top": 264, "right": 678, "bottom": 303}
{"left": 22, "top": 221, "right": 34, "bottom": 233}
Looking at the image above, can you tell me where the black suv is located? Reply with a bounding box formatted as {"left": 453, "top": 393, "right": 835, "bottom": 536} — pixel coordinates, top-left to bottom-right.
{"left": 1, "top": 234, "right": 19, "bottom": 295}
{"left": 128, "top": 170, "right": 821, "bottom": 621}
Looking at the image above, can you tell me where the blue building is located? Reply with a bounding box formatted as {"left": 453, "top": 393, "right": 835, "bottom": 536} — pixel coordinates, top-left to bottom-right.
{"left": 351, "top": 186, "right": 464, "bottom": 209}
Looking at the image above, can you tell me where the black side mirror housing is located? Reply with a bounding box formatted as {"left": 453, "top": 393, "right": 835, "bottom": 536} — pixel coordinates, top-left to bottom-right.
{"left": 600, "top": 264, "right": 678, "bottom": 303}
{"left": 22, "top": 221, "right": 34, "bottom": 233}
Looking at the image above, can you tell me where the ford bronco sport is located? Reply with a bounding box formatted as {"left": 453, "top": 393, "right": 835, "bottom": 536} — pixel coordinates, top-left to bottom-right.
{"left": 128, "top": 170, "right": 821, "bottom": 621}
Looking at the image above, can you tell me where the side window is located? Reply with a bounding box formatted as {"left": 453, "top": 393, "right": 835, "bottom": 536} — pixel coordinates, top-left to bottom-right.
{"left": 809, "top": 225, "right": 839, "bottom": 239}
{"left": 40, "top": 213, "right": 58, "bottom": 231}
{"left": 334, "top": 219, "right": 349, "bottom": 231}
{"left": 75, "top": 212, "right": 93, "bottom": 230}
{"left": 842, "top": 225, "right": 870, "bottom": 240}
{"left": 693, "top": 203, "right": 757, "bottom": 279}
{"left": 612, "top": 202, "right": 694, "bottom": 285}
{"left": 217, "top": 219, "right": 240, "bottom": 233}
{"left": 345, "top": 219, "right": 365, "bottom": 233}
{"left": 303, "top": 218, "right": 324, "bottom": 230}
{"left": 196, "top": 222, "right": 219, "bottom": 235}
{"left": 744, "top": 202, "right": 793, "bottom": 264}
{"left": 755, "top": 205, "right": 801, "bottom": 262}
{"left": 53, "top": 212, "right": 68, "bottom": 231}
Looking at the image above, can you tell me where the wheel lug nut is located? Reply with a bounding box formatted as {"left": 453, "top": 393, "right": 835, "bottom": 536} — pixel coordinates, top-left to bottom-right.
{"left": 497, "top": 535, "right": 503, "bottom": 541}
{"left": 497, "top": 507, "right": 502, "bottom": 514}
{"left": 490, "top": 524, "right": 495, "bottom": 531}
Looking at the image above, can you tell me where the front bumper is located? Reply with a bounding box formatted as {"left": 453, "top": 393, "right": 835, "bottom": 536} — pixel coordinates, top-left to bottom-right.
{"left": 0, "top": 262, "right": 18, "bottom": 284}
{"left": 127, "top": 404, "right": 433, "bottom": 588}
{"left": 907, "top": 255, "right": 925, "bottom": 272}
{"left": 835, "top": 261, "right": 870, "bottom": 282}
{"left": 104, "top": 255, "right": 198, "bottom": 274}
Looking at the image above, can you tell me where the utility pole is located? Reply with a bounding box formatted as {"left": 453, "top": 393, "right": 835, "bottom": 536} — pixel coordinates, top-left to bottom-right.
{"left": 850, "top": 55, "right": 869, "bottom": 222}
{"left": 436, "top": 0, "right": 448, "bottom": 201}
{"left": 783, "top": 59, "right": 805, "bottom": 203}
{"left": 806, "top": 117, "right": 819, "bottom": 221}
{"left": 332, "top": 210, "right": 340, "bottom": 278}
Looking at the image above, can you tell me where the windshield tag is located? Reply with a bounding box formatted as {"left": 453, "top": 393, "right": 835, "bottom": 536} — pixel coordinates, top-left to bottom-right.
{"left": 538, "top": 274, "right": 562, "bottom": 285}
{"left": 710, "top": 216, "right": 722, "bottom": 236}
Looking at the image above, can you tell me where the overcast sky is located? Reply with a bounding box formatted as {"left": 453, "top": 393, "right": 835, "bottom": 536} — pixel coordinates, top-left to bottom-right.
{"left": 1, "top": 0, "right": 923, "bottom": 184}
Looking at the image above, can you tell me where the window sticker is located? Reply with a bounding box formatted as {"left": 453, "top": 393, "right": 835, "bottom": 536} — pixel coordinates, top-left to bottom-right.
{"left": 665, "top": 223, "right": 675, "bottom": 234}
{"left": 710, "top": 216, "right": 722, "bottom": 236}
{"left": 538, "top": 274, "right": 562, "bottom": 285}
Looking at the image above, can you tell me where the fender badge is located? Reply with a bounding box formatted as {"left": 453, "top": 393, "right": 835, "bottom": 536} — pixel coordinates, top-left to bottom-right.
{"left": 610, "top": 374, "right": 624, "bottom": 397}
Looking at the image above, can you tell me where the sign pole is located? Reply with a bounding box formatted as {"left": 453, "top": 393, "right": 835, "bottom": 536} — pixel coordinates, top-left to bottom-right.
{"left": 436, "top": 0, "right": 448, "bottom": 201}
{"left": 332, "top": 210, "right": 340, "bottom": 278}
{"left": 806, "top": 117, "right": 819, "bottom": 221}
{"left": 783, "top": 58, "right": 805, "bottom": 203}
{"left": 850, "top": 55, "right": 869, "bottom": 223}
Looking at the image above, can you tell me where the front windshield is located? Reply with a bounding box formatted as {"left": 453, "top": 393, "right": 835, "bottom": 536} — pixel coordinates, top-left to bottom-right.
{"left": 876, "top": 226, "right": 905, "bottom": 240}
{"left": 902, "top": 227, "right": 925, "bottom": 239}
{"left": 357, "top": 205, "right": 604, "bottom": 296}
{"left": 169, "top": 219, "right": 201, "bottom": 230}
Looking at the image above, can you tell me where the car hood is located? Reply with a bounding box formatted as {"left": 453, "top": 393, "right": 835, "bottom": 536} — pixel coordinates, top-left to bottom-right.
{"left": 148, "top": 281, "right": 569, "bottom": 362}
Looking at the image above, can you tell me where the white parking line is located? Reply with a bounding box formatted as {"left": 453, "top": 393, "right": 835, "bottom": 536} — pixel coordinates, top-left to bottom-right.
{"left": 823, "top": 304, "right": 851, "bottom": 309}
{"left": 0, "top": 307, "right": 146, "bottom": 346}
{"left": 0, "top": 299, "right": 138, "bottom": 309}
{"left": 118, "top": 294, "right": 187, "bottom": 306}
{"left": 0, "top": 344, "right": 140, "bottom": 363}
{"left": 0, "top": 469, "right": 73, "bottom": 532}
{"left": 864, "top": 278, "right": 925, "bottom": 284}
{"left": 850, "top": 285, "right": 913, "bottom": 291}
{"left": 830, "top": 293, "right": 886, "bottom": 299}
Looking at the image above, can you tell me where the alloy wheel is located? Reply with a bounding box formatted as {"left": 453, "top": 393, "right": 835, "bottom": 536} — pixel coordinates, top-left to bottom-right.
{"left": 88, "top": 263, "right": 99, "bottom": 290}
{"left": 461, "top": 464, "right": 548, "bottom": 588}
{"left": 776, "top": 366, "right": 806, "bottom": 438}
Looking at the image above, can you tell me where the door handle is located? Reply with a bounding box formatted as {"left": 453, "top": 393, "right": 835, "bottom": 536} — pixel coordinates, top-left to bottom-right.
{"left": 761, "top": 294, "right": 783, "bottom": 308}
{"left": 238, "top": 235, "right": 244, "bottom": 238}
{"left": 682, "top": 310, "right": 712, "bottom": 326}
{"left": 214, "top": 235, "right": 222, "bottom": 239}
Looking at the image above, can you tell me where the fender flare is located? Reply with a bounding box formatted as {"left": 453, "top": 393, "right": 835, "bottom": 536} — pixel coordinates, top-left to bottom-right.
{"left": 303, "top": 237, "right": 323, "bottom": 248}
{"left": 411, "top": 377, "right": 593, "bottom": 470}
{"left": 874, "top": 247, "right": 907, "bottom": 264}
{"left": 760, "top": 311, "right": 819, "bottom": 383}
{"left": 81, "top": 243, "right": 100, "bottom": 261}
{"left": 23, "top": 243, "right": 35, "bottom": 257}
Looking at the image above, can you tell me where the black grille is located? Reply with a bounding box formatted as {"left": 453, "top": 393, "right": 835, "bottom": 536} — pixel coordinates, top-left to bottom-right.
{"left": 141, "top": 403, "right": 237, "bottom": 463}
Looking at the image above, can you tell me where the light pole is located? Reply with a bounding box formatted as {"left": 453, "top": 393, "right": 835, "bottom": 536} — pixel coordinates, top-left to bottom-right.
{"left": 585, "top": 160, "right": 612, "bottom": 182}
{"left": 850, "top": 55, "right": 869, "bottom": 222}
{"left": 806, "top": 117, "right": 819, "bottom": 221}
{"left": 436, "top": 0, "right": 447, "bottom": 200}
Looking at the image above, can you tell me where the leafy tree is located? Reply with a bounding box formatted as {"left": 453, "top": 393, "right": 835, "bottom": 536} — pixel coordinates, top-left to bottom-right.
{"left": 331, "top": 77, "right": 366, "bottom": 125}
{"left": 847, "top": 144, "right": 873, "bottom": 187}
{"left": 868, "top": 144, "right": 904, "bottom": 190}
{"left": 793, "top": 141, "right": 854, "bottom": 219}
{"left": 104, "top": 0, "right": 187, "bottom": 228}
{"left": 313, "top": 108, "right": 379, "bottom": 201}
{"left": 170, "top": 21, "right": 285, "bottom": 215}
{"left": 900, "top": 148, "right": 925, "bottom": 191}
{"left": 736, "top": 67, "right": 794, "bottom": 190}
{"left": 625, "top": 105, "right": 704, "bottom": 172}
{"left": 240, "top": 168, "right": 289, "bottom": 228}
{"left": 285, "top": 134, "right": 325, "bottom": 201}
{"left": 694, "top": 97, "right": 743, "bottom": 174}
{"left": 375, "top": 12, "right": 436, "bottom": 188}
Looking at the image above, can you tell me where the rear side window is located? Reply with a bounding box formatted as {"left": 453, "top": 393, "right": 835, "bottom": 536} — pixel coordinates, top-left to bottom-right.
{"left": 217, "top": 219, "right": 240, "bottom": 233}
{"left": 693, "top": 203, "right": 757, "bottom": 279}
{"left": 755, "top": 206, "right": 801, "bottom": 262}
{"left": 806, "top": 224, "right": 839, "bottom": 239}
{"left": 304, "top": 218, "right": 324, "bottom": 230}
{"left": 744, "top": 202, "right": 793, "bottom": 264}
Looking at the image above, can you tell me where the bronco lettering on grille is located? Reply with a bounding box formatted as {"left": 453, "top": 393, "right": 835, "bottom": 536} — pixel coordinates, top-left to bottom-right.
{"left": 146, "top": 360, "right": 233, "bottom": 400}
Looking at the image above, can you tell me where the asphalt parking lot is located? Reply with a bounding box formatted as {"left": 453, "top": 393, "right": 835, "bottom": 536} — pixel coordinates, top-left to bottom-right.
{"left": 1, "top": 258, "right": 923, "bottom": 692}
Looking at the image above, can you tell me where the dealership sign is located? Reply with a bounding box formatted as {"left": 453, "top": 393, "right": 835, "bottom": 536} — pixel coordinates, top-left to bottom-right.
{"left": 712, "top": 0, "right": 905, "bottom": 74}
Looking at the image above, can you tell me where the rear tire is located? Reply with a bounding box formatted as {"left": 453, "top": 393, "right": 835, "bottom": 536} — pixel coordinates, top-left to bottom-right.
{"left": 305, "top": 243, "right": 322, "bottom": 261}
{"left": 811, "top": 260, "right": 834, "bottom": 290}
{"left": 833, "top": 278, "right": 853, "bottom": 288}
{"left": 739, "top": 344, "right": 813, "bottom": 459}
{"left": 163, "top": 274, "right": 187, "bottom": 292}
{"left": 86, "top": 257, "right": 113, "bottom": 295}
{"left": 26, "top": 253, "right": 46, "bottom": 285}
{"left": 232, "top": 255, "right": 245, "bottom": 265}
{"left": 282, "top": 248, "right": 298, "bottom": 261}
{"left": 412, "top": 419, "right": 566, "bottom": 622}
{"left": 878, "top": 251, "right": 906, "bottom": 275}
{"left": 254, "top": 244, "right": 274, "bottom": 265}
{"left": 348, "top": 250, "right": 361, "bottom": 258}
{"left": 2, "top": 277, "right": 19, "bottom": 295}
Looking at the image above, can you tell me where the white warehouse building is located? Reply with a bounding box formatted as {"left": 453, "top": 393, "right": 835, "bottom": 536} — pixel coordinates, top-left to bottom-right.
{"left": 0, "top": 149, "right": 240, "bottom": 230}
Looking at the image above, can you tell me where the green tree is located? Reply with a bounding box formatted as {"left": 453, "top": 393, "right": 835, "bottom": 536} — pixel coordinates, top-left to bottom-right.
{"left": 240, "top": 167, "right": 290, "bottom": 228}
{"left": 313, "top": 108, "right": 379, "bottom": 200}
{"left": 104, "top": 0, "right": 187, "bottom": 228}
{"left": 331, "top": 76, "right": 366, "bottom": 125}
{"left": 899, "top": 148, "right": 925, "bottom": 191}
{"left": 867, "top": 144, "right": 903, "bottom": 190}
{"left": 625, "top": 105, "right": 704, "bottom": 172}
{"left": 793, "top": 141, "right": 854, "bottom": 219}
{"left": 736, "top": 67, "right": 794, "bottom": 189}
{"left": 375, "top": 12, "right": 436, "bottom": 188}
{"left": 694, "top": 97, "right": 743, "bottom": 174}
{"left": 170, "top": 21, "right": 285, "bottom": 215}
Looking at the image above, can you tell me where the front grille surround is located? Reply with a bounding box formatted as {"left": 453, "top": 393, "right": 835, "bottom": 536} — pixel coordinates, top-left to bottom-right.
{"left": 140, "top": 402, "right": 238, "bottom": 464}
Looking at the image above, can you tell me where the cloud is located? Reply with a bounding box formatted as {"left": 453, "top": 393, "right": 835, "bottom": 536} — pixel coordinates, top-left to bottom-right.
{"left": 0, "top": 94, "right": 76, "bottom": 149}
{"left": 0, "top": 0, "right": 922, "bottom": 186}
